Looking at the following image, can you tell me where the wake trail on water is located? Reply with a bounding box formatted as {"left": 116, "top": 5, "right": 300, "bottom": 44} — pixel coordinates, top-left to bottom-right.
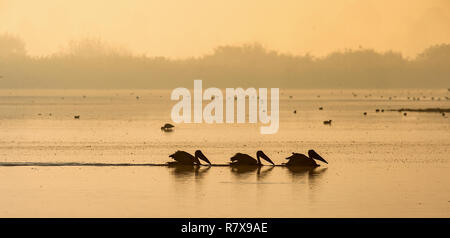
{"left": 0, "top": 162, "right": 237, "bottom": 167}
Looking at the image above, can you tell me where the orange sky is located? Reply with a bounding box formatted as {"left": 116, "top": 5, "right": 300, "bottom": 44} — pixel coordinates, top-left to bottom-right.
{"left": 1, "top": 0, "right": 449, "bottom": 58}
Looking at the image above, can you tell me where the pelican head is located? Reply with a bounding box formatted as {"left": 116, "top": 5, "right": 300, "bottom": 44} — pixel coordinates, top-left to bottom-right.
{"left": 308, "top": 150, "right": 328, "bottom": 164}
{"left": 195, "top": 150, "right": 212, "bottom": 165}
{"left": 256, "top": 150, "right": 275, "bottom": 165}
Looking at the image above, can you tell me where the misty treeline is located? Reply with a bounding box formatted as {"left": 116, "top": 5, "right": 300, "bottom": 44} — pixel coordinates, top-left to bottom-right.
{"left": 0, "top": 33, "right": 449, "bottom": 89}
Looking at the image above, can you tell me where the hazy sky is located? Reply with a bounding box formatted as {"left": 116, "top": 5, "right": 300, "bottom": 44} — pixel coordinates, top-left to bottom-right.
{"left": 1, "top": 0, "right": 449, "bottom": 58}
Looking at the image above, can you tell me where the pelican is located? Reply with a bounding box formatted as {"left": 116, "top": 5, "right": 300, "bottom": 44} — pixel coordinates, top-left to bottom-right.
{"left": 167, "top": 150, "right": 211, "bottom": 166}
{"left": 229, "top": 151, "right": 275, "bottom": 166}
{"left": 284, "top": 150, "right": 328, "bottom": 167}
{"left": 161, "top": 123, "right": 174, "bottom": 132}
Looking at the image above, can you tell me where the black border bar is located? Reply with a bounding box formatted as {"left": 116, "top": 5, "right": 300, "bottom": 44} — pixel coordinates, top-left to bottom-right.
{"left": 1, "top": 218, "right": 448, "bottom": 236}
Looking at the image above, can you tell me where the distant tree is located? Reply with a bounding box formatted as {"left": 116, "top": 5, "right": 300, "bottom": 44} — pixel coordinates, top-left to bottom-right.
{"left": 416, "top": 43, "right": 450, "bottom": 63}
{"left": 0, "top": 33, "right": 27, "bottom": 58}
{"left": 58, "top": 38, "right": 130, "bottom": 58}
{"left": 0, "top": 32, "right": 448, "bottom": 89}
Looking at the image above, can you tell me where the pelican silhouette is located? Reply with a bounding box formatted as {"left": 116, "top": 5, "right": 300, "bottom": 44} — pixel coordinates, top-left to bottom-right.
{"left": 167, "top": 150, "right": 211, "bottom": 166}
{"left": 284, "top": 150, "right": 328, "bottom": 167}
{"left": 229, "top": 151, "right": 275, "bottom": 166}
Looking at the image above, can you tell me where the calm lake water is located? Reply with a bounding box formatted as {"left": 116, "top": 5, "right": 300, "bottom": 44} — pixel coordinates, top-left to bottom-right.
{"left": 0, "top": 89, "right": 449, "bottom": 217}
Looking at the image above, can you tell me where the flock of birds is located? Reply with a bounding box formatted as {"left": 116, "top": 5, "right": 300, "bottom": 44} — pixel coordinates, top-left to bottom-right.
{"left": 290, "top": 91, "right": 450, "bottom": 125}
{"left": 160, "top": 120, "right": 329, "bottom": 167}
{"left": 159, "top": 91, "right": 449, "bottom": 167}
{"left": 35, "top": 90, "right": 445, "bottom": 123}
{"left": 166, "top": 149, "right": 328, "bottom": 168}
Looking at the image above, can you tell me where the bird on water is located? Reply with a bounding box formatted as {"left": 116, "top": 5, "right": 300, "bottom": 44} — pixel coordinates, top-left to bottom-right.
{"left": 167, "top": 150, "right": 211, "bottom": 166}
{"left": 323, "top": 120, "right": 332, "bottom": 125}
{"left": 161, "top": 123, "right": 175, "bottom": 132}
{"left": 284, "top": 150, "right": 328, "bottom": 167}
{"left": 229, "top": 151, "right": 275, "bottom": 166}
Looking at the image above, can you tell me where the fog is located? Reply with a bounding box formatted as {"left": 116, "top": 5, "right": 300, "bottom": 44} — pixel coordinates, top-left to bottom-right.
{"left": 1, "top": 0, "right": 450, "bottom": 58}
{"left": 1, "top": 35, "right": 449, "bottom": 89}
{"left": 1, "top": 0, "right": 450, "bottom": 88}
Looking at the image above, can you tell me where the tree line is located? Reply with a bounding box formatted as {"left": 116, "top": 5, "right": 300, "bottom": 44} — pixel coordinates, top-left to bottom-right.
{"left": 0, "top": 34, "right": 449, "bottom": 89}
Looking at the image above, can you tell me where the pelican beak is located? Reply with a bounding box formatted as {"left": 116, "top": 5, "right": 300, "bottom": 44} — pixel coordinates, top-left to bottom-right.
{"left": 258, "top": 151, "right": 275, "bottom": 165}
{"left": 308, "top": 150, "right": 328, "bottom": 164}
{"left": 195, "top": 150, "right": 212, "bottom": 165}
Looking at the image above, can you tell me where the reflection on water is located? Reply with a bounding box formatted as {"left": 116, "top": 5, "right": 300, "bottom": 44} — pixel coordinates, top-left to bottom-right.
{"left": 169, "top": 165, "right": 211, "bottom": 178}
{"left": 230, "top": 166, "right": 275, "bottom": 180}
{"left": 286, "top": 167, "right": 328, "bottom": 189}
{"left": 287, "top": 166, "right": 327, "bottom": 178}
{"left": 0, "top": 89, "right": 449, "bottom": 217}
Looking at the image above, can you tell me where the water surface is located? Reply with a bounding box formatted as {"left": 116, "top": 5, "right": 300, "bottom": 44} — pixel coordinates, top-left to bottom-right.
{"left": 0, "top": 89, "right": 449, "bottom": 217}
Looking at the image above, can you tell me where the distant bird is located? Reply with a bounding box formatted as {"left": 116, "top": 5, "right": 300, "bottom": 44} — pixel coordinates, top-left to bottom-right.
{"left": 323, "top": 120, "right": 332, "bottom": 125}
{"left": 136, "top": 96, "right": 140, "bottom": 100}
{"left": 403, "top": 112, "right": 407, "bottom": 116}
{"left": 319, "top": 107, "right": 323, "bottom": 110}
{"left": 376, "top": 109, "right": 380, "bottom": 112}
{"left": 381, "top": 109, "right": 384, "bottom": 112}
{"left": 284, "top": 150, "right": 328, "bottom": 167}
{"left": 168, "top": 150, "right": 211, "bottom": 166}
{"left": 74, "top": 115, "right": 80, "bottom": 119}
{"left": 161, "top": 123, "right": 174, "bottom": 132}
{"left": 363, "top": 112, "right": 367, "bottom": 116}
{"left": 230, "top": 151, "right": 275, "bottom": 166}
{"left": 293, "top": 110, "right": 297, "bottom": 114}
{"left": 442, "top": 112, "right": 446, "bottom": 117}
